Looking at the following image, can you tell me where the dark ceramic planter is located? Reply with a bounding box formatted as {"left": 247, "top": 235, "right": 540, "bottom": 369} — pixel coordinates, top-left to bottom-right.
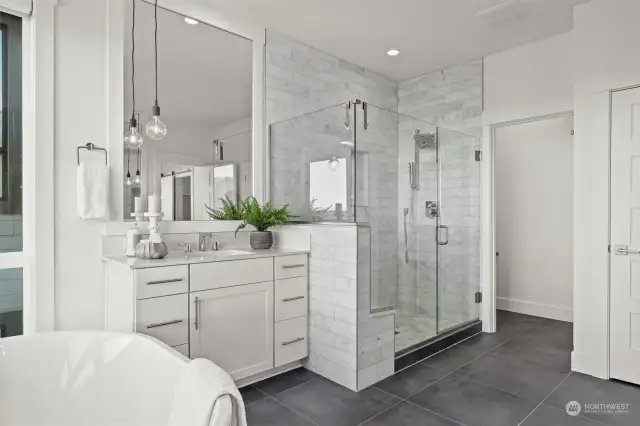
{"left": 250, "top": 231, "right": 273, "bottom": 249}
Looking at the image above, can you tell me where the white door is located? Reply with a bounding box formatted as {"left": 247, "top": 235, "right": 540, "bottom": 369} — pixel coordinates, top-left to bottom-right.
{"left": 610, "top": 87, "right": 640, "bottom": 385}
{"left": 190, "top": 282, "right": 274, "bottom": 380}
{"left": 191, "top": 166, "right": 213, "bottom": 220}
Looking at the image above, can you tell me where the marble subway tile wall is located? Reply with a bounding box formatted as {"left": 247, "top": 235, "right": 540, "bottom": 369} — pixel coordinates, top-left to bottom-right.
{"left": 397, "top": 59, "right": 483, "bottom": 331}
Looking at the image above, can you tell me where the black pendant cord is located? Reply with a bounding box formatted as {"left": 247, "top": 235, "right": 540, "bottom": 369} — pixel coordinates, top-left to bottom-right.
{"left": 137, "top": 147, "right": 141, "bottom": 172}
{"left": 154, "top": 0, "right": 158, "bottom": 106}
{"left": 127, "top": 146, "right": 131, "bottom": 175}
{"left": 131, "top": 0, "right": 136, "bottom": 117}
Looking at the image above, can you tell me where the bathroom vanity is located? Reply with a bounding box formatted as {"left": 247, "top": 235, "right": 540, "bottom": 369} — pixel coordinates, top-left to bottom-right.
{"left": 103, "top": 249, "right": 309, "bottom": 382}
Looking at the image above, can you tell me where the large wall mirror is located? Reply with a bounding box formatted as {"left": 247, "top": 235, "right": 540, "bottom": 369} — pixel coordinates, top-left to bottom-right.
{"left": 122, "top": 0, "right": 253, "bottom": 221}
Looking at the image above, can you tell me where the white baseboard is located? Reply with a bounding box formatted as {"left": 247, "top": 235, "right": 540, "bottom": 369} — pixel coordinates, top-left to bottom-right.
{"left": 497, "top": 297, "right": 573, "bottom": 322}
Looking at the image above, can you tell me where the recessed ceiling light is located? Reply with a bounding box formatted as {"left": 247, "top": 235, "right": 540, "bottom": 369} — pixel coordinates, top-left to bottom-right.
{"left": 387, "top": 49, "right": 400, "bottom": 57}
{"left": 184, "top": 17, "right": 199, "bottom": 25}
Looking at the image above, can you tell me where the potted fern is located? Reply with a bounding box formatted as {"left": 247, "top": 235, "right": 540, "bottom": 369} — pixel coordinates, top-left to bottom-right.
{"left": 205, "top": 195, "right": 244, "bottom": 220}
{"left": 237, "top": 197, "right": 297, "bottom": 249}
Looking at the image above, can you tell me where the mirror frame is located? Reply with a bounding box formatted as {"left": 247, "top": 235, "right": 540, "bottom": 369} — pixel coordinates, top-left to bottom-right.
{"left": 107, "top": 0, "right": 266, "bottom": 229}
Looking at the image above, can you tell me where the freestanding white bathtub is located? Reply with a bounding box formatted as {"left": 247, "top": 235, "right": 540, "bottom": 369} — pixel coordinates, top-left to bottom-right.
{"left": 0, "top": 331, "right": 246, "bottom": 426}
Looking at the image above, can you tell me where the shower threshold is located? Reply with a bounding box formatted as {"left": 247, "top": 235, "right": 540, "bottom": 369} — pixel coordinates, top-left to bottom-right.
{"left": 394, "top": 319, "right": 482, "bottom": 371}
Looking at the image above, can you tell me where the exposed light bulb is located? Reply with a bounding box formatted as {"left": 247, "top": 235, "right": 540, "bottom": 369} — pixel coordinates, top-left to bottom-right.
{"left": 327, "top": 157, "right": 340, "bottom": 171}
{"left": 134, "top": 170, "right": 141, "bottom": 185}
{"left": 146, "top": 103, "right": 167, "bottom": 140}
{"left": 124, "top": 116, "right": 143, "bottom": 147}
{"left": 125, "top": 171, "right": 132, "bottom": 186}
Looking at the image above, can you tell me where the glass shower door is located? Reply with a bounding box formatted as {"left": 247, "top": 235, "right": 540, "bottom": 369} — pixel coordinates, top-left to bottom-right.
{"left": 436, "top": 128, "right": 481, "bottom": 333}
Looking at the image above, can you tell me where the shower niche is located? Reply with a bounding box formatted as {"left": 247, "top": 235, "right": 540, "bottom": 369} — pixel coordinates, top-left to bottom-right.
{"left": 270, "top": 100, "right": 481, "bottom": 357}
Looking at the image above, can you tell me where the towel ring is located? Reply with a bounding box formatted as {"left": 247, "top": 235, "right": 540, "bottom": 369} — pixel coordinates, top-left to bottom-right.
{"left": 77, "top": 142, "right": 108, "bottom": 166}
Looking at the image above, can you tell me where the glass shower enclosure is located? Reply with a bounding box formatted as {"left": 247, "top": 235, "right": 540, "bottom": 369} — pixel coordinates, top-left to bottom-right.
{"left": 270, "top": 101, "right": 481, "bottom": 355}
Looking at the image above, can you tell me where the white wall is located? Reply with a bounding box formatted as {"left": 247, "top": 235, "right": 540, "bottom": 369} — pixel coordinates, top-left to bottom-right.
{"left": 572, "top": 0, "right": 640, "bottom": 379}
{"left": 495, "top": 115, "right": 574, "bottom": 322}
{"left": 484, "top": 32, "right": 574, "bottom": 124}
{"left": 54, "top": 0, "right": 110, "bottom": 329}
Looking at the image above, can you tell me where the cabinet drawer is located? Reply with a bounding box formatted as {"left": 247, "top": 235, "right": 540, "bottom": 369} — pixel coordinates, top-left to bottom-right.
{"left": 275, "top": 316, "right": 308, "bottom": 367}
{"left": 136, "top": 294, "right": 188, "bottom": 347}
{"left": 172, "top": 344, "right": 189, "bottom": 358}
{"left": 275, "top": 255, "right": 308, "bottom": 280}
{"left": 134, "top": 265, "right": 189, "bottom": 299}
{"left": 190, "top": 258, "right": 273, "bottom": 292}
{"left": 275, "top": 277, "right": 308, "bottom": 322}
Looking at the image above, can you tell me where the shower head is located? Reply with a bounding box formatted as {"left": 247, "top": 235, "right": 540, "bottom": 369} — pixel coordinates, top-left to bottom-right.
{"left": 413, "top": 129, "right": 437, "bottom": 149}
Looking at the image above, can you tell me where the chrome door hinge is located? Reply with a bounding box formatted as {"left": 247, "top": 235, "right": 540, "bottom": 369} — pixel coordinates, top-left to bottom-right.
{"left": 475, "top": 150, "right": 482, "bottom": 161}
{"left": 475, "top": 292, "right": 482, "bottom": 304}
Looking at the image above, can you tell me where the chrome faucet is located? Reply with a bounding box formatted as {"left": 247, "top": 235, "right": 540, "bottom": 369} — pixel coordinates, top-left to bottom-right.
{"left": 178, "top": 243, "right": 192, "bottom": 253}
{"left": 212, "top": 240, "right": 220, "bottom": 251}
{"left": 198, "top": 233, "right": 212, "bottom": 251}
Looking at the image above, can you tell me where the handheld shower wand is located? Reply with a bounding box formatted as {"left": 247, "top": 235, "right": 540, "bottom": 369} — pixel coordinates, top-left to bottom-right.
{"left": 403, "top": 208, "right": 409, "bottom": 264}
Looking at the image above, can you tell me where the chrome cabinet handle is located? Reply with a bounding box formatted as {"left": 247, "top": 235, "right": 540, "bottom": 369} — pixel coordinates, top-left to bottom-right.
{"left": 282, "top": 264, "right": 306, "bottom": 269}
{"left": 147, "top": 278, "right": 183, "bottom": 285}
{"left": 281, "top": 337, "right": 305, "bottom": 346}
{"left": 193, "top": 297, "right": 200, "bottom": 331}
{"left": 282, "top": 296, "right": 305, "bottom": 303}
{"left": 146, "top": 319, "right": 182, "bottom": 329}
{"left": 615, "top": 245, "right": 640, "bottom": 255}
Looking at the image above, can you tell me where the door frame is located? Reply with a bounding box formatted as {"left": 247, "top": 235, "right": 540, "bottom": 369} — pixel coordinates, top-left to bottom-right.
{"left": 481, "top": 111, "right": 574, "bottom": 334}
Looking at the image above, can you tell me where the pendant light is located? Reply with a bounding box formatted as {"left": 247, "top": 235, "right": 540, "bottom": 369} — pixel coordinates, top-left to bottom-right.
{"left": 125, "top": 148, "right": 133, "bottom": 186}
{"left": 145, "top": 0, "right": 167, "bottom": 140}
{"left": 327, "top": 157, "right": 340, "bottom": 171}
{"left": 124, "top": 0, "right": 143, "bottom": 147}
{"left": 134, "top": 147, "right": 142, "bottom": 184}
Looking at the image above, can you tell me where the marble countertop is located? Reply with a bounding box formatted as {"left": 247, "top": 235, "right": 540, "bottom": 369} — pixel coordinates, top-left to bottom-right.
{"left": 103, "top": 247, "right": 310, "bottom": 269}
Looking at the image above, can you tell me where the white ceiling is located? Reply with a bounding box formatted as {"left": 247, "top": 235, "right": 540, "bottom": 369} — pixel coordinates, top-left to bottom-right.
{"left": 124, "top": 1, "right": 253, "bottom": 128}
{"left": 206, "top": 0, "right": 590, "bottom": 81}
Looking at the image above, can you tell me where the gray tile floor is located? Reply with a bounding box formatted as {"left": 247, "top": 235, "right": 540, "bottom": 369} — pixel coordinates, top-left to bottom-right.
{"left": 241, "top": 310, "right": 640, "bottom": 426}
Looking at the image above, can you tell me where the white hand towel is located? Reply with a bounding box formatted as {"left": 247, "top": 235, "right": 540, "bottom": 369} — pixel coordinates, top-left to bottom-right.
{"left": 77, "top": 163, "right": 110, "bottom": 219}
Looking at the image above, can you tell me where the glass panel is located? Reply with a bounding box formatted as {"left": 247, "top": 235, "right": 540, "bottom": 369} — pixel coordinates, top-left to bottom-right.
{"left": 395, "top": 112, "right": 439, "bottom": 352}
{"left": 0, "top": 13, "right": 22, "bottom": 252}
{"left": 270, "top": 104, "right": 354, "bottom": 222}
{"left": 437, "top": 128, "right": 481, "bottom": 333}
{"left": 0, "top": 267, "right": 23, "bottom": 337}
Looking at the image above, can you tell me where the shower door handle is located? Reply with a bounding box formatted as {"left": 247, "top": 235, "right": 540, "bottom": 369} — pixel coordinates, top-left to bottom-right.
{"left": 436, "top": 225, "right": 449, "bottom": 246}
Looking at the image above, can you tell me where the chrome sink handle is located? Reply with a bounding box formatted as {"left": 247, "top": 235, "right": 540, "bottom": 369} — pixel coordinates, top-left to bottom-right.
{"left": 178, "top": 243, "right": 192, "bottom": 253}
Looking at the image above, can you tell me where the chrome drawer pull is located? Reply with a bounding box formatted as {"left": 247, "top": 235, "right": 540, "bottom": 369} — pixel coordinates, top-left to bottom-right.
{"left": 146, "top": 319, "right": 182, "bottom": 329}
{"left": 282, "top": 296, "right": 305, "bottom": 303}
{"left": 147, "top": 278, "right": 183, "bottom": 286}
{"left": 282, "top": 264, "right": 306, "bottom": 269}
{"left": 194, "top": 296, "right": 200, "bottom": 331}
{"left": 281, "top": 337, "right": 305, "bottom": 346}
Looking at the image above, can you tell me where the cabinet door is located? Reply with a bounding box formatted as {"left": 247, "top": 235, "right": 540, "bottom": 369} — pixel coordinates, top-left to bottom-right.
{"left": 190, "top": 282, "right": 274, "bottom": 380}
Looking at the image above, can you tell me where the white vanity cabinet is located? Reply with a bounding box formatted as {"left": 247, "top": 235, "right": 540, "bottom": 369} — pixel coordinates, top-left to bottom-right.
{"left": 104, "top": 251, "right": 309, "bottom": 383}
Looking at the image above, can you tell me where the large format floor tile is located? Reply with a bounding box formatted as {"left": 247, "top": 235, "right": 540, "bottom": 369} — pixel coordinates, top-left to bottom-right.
{"left": 409, "top": 374, "right": 538, "bottom": 426}
{"left": 245, "top": 397, "right": 316, "bottom": 426}
{"left": 422, "top": 345, "right": 480, "bottom": 373}
{"left": 274, "top": 377, "right": 401, "bottom": 426}
{"left": 239, "top": 385, "right": 267, "bottom": 407}
{"left": 374, "top": 362, "right": 447, "bottom": 399}
{"left": 456, "top": 350, "right": 570, "bottom": 401}
{"left": 521, "top": 403, "right": 605, "bottom": 426}
{"left": 361, "top": 401, "right": 460, "bottom": 426}
{"left": 252, "top": 367, "right": 319, "bottom": 396}
{"left": 490, "top": 335, "right": 572, "bottom": 373}
{"left": 545, "top": 372, "right": 640, "bottom": 426}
